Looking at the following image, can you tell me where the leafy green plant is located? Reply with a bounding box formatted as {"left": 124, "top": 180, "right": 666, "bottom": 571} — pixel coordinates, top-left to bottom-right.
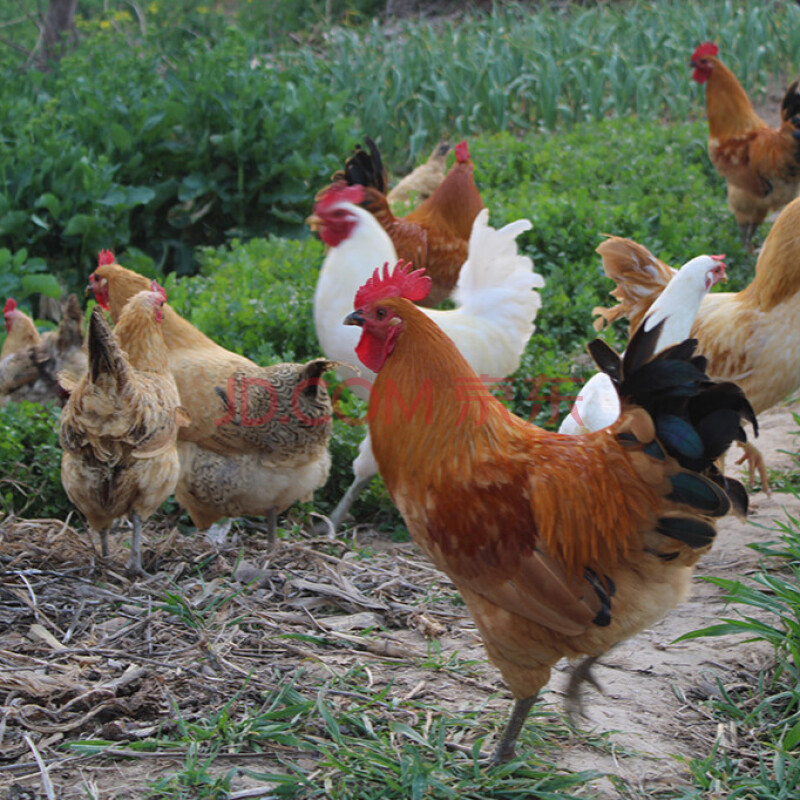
{"left": 0, "top": 401, "right": 68, "bottom": 518}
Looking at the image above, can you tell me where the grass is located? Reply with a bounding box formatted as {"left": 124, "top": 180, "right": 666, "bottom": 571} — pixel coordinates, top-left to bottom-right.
{"left": 68, "top": 674, "right": 604, "bottom": 800}
{"left": 281, "top": 0, "right": 800, "bottom": 162}
{"left": 674, "top": 500, "right": 800, "bottom": 797}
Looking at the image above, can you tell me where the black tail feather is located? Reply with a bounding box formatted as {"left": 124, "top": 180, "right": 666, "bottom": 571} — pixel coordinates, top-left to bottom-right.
{"left": 339, "top": 136, "right": 388, "bottom": 194}
{"left": 589, "top": 321, "right": 756, "bottom": 517}
{"left": 781, "top": 80, "right": 800, "bottom": 126}
{"left": 656, "top": 516, "right": 717, "bottom": 548}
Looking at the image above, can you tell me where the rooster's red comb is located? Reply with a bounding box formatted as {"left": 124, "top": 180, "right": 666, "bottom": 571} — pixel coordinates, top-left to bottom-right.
{"left": 692, "top": 42, "right": 718, "bottom": 61}
{"left": 354, "top": 260, "right": 431, "bottom": 309}
{"left": 98, "top": 249, "right": 116, "bottom": 266}
{"left": 150, "top": 279, "right": 167, "bottom": 302}
{"left": 454, "top": 140, "right": 470, "bottom": 163}
{"left": 4, "top": 298, "right": 17, "bottom": 314}
{"left": 315, "top": 182, "right": 365, "bottom": 214}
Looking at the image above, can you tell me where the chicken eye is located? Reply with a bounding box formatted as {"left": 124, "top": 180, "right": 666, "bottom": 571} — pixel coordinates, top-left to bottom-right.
{"left": 376, "top": 308, "right": 387, "bottom": 320}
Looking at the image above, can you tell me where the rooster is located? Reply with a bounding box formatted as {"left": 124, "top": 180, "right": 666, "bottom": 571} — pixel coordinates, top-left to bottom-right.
{"left": 1, "top": 294, "right": 86, "bottom": 406}
{"left": 345, "top": 260, "right": 754, "bottom": 763}
{"left": 560, "top": 253, "right": 728, "bottom": 435}
{"left": 386, "top": 140, "right": 451, "bottom": 208}
{"left": 310, "top": 182, "right": 543, "bottom": 531}
{"left": 593, "top": 196, "right": 800, "bottom": 489}
{"left": 321, "top": 137, "right": 485, "bottom": 306}
{"left": 88, "top": 252, "right": 337, "bottom": 548}
{"left": 691, "top": 41, "right": 800, "bottom": 247}
{"left": 60, "top": 285, "right": 189, "bottom": 576}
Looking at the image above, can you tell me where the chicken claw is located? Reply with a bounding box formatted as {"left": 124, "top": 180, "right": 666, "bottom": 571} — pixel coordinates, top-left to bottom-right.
{"left": 564, "top": 655, "right": 605, "bottom": 725}
{"left": 734, "top": 440, "right": 770, "bottom": 493}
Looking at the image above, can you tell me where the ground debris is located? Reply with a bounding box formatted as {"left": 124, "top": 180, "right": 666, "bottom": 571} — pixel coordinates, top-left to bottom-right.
{"left": 0, "top": 515, "right": 480, "bottom": 797}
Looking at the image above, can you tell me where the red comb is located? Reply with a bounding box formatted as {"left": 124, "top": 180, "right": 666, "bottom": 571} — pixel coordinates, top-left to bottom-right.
{"left": 454, "top": 141, "right": 470, "bottom": 163}
{"left": 98, "top": 249, "right": 115, "bottom": 266}
{"left": 150, "top": 279, "right": 167, "bottom": 302}
{"left": 355, "top": 260, "right": 431, "bottom": 308}
{"left": 692, "top": 42, "right": 718, "bottom": 60}
{"left": 4, "top": 298, "right": 17, "bottom": 314}
{"left": 315, "top": 181, "right": 365, "bottom": 214}
{"left": 711, "top": 254, "right": 726, "bottom": 262}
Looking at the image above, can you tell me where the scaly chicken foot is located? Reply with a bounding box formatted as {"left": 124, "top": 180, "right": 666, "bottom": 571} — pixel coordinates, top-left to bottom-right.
{"left": 734, "top": 440, "right": 770, "bottom": 493}
{"left": 98, "top": 528, "right": 110, "bottom": 560}
{"left": 489, "top": 695, "right": 538, "bottom": 765}
{"left": 125, "top": 512, "right": 147, "bottom": 578}
{"left": 564, "top": 655, "right": 605, "bottom": 725}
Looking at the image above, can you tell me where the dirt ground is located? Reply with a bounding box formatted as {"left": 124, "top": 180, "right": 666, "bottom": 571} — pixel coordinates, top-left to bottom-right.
{"left": 1, "top": 396, "right": 798, "bottom": 800}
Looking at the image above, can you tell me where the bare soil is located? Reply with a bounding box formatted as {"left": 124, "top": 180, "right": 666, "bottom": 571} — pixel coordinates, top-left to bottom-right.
{"left": 1, "top": 399, "right": 798, "bottom": 800}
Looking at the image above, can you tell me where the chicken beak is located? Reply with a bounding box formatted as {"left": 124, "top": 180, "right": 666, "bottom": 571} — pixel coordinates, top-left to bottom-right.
{"left": 84, "top": 283, "right": 94, "bottom": 298}
{"left": 306, "top": 212, "right": 322, "bottom": 233}
{"left": 344, "top": 310, "right": 365, "bottom": 327}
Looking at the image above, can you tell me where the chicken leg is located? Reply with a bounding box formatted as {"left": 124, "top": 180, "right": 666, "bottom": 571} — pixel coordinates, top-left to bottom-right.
{"left": 734, "top": 440, "right": 770, "bottom": 492}
{"left": 491, "top": 695, "right": 538, "bottom": 764}
{"left": 125, "top": 512, "right": 146, "bottom": 577}
{"left": 98, "top": 528, "right": 110, "bottom": 560}
{"left": 564, "top": 655, "right": 605, "bottom": 725}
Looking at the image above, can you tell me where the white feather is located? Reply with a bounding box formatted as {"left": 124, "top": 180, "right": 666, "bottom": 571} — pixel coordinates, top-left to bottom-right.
{"left": 560, "top": 255, "right": 722, "bottom": 435}
{"left": 313, "top": 199, "right": 544, "bottom": 526}
{"left": 314, "top": 203, "right": 544, "bottom": 396}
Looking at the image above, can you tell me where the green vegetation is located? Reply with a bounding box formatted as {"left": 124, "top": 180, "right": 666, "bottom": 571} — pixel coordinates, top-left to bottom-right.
{"left": 0, "top": 401, "right": 68, "bottom": 518}
{"left": 677, "top": 510, "right": 800, "bottom": 798}
{"left": 2, "top": 1, "right": 800, "bottom": 797}
{"left": 1, "top": 0, "right": 798, "bottom": 282}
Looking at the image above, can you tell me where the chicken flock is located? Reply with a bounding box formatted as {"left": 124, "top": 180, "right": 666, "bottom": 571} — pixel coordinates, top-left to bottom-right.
{"left": 2, "top": 41, "right": 800, "bottom": 765}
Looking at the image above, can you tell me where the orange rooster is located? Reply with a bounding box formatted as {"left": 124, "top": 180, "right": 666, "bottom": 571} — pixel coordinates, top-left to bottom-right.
{"left": 594, "top": 195, "right": 800, "bottom": 489}
{"left": 88, "top": 252, "right": 336, "bottom": 548}
{"left": 345, "top": 261, "right": 753, "bottom": 763}
{"left": 691, "top": 41, "right": 800, "bottom": 247}
{"left": 323, "top": 137, "right": 484, "bottom": 306}
{"left": 60, "top": 285, "right": 189, "bottom": 576}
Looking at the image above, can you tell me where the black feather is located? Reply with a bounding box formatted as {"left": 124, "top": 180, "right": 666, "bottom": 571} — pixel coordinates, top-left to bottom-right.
{"left": 588, "top": 339, "right": 621, "bottom": 383}
{"left": 655, "top": 413, "right": 704, "bottom": 460}
{"left": 694, "top": 407, "right": 748, "bottom": 461}
{"left": 781, "top": 80, "right": 800, "bottom": 124}
{"left": 655, "top": 338, "right": 699, "bottom": 363}
{"left": 667, "top": 472, "right": 731, "bottom": 516}
{"left": 643, "top": 440, "right": 666, "bottom": 460}
{"left": 587, "top": 321, "right": 757, "bottom": 515}
{"left": 656, "top": 516, "right": 717, "bottom": 549}
{"left": 622, "top": 318, "right": 666, "bottom": 375}
{"left": 623, "top": 359, "right": 708, "bottom": 398}
{"left": 585, "top": 568, "right": 615, "bottom": 627}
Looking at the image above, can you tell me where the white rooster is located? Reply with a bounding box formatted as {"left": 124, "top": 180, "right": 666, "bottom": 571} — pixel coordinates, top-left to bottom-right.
{"left": 310, "top": 182, "right": 544, "bottom": 530}
{"left": 560, "top": 251, "right": 728, "bottom": 435}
